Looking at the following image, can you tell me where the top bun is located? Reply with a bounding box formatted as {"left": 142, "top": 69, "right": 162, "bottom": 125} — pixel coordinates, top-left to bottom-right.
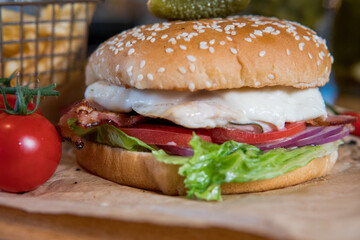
{"left": 86, "top": 16, "right": 332, "bottom": 91}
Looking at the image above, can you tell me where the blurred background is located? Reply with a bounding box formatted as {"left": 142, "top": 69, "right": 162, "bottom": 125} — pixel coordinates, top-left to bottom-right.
{"left": 0, "top": 0, "right": 359, "bottom": 121}
{"left": 88, "top": 0, "right": 360, "bottom": 107}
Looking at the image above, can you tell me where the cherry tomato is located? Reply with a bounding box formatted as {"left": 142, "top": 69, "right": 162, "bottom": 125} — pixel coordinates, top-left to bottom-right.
{"left": 209, "top": 122, "right": 306, "bottom": 144}
{"left": 0, "top": 95, "right": 42, "bottom": 115}
{"left": 0, "top": 113, "right": 61, "bottom": 192}
{"left": 343, "top": 112, "right": 360, "bottom": 137}
{"left": 121, "top": 124, "right": 212, "bottom": 147}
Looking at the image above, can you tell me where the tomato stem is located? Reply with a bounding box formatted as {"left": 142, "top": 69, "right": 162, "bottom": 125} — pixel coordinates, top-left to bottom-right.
{"left": 0, "top": 72, "right": 59, "bottom": 115}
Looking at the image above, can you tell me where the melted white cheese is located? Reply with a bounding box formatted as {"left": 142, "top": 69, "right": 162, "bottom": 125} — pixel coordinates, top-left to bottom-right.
{"left": 85, "top": 81, "right": 327, "bottom": 130}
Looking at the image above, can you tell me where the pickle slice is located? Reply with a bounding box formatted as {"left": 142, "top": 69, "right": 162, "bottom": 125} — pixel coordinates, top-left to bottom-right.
{"left": 147, "top": 0, "right": 250, "bottom": 21}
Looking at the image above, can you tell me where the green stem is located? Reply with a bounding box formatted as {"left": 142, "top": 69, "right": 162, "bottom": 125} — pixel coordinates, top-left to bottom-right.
{"left": 0, "top": 72, "right": 60, "bottom": 115}
{"left": 3, "top": 83, "right": 60, "bottom": 97}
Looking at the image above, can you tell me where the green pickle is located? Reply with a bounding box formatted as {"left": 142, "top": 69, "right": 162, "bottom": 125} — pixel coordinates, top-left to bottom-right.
{"left": 147, "top": 0, "right": 250, "bottom": 20}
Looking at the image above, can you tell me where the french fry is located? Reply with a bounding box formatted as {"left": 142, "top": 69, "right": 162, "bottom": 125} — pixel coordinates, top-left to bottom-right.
{"left": 1, "top": 3, "right": 95, "bottom": 87}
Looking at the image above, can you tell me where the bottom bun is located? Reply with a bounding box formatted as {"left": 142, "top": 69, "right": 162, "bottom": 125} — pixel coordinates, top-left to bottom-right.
{"left": 76, "top": 140, "right": 338, "bottom": 196}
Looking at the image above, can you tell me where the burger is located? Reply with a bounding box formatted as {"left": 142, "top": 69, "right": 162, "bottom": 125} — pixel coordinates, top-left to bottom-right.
{"left": 59, "top": 16, "right": 356, "bottom": 201}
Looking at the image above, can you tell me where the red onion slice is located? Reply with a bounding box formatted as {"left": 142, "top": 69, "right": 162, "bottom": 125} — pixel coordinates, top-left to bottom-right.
{"left": 256, "top": 127, "right": 324, "bottom": 151}
{"left": 284, "top": 125, "right": 345, "bottom": 148}
{"left": 309, "top": 127, "right": 350, "bottom": 146}
{"left": 157, "top": 125, "right": 350, "bottom": 156}
{"left": 157, "top": 145, "right": 194, "bottom": 156}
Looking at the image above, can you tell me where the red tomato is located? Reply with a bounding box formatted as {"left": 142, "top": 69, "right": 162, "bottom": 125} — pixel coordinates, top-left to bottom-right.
{"left": 343, "top": 112, "right": 360, "bottom": 137}
{"left": 121, "top": 124, "right": 212, "bottom": 147}
{"left": 0, "top": 113, "right": 61, "bottom": 192}
{"left": 0, "top": 95, "right": 42, "bottom": 114}
{"left": 210, "top": 122, "right": 306, "bottom": 144}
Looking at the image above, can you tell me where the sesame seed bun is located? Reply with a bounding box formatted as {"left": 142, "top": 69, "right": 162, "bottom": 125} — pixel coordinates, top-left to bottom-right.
{"left": 86, "top": 16, "right": 332, "bottom": 91}
{"left": 76, "top": 140, "right": 338, "bottom": 195}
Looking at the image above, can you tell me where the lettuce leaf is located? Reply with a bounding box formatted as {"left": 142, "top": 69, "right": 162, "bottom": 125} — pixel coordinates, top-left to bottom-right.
{"left": 68, "top": 118, "right": 156, "bottom": 152}
{"left": 68, "top": 119, "right": 341, "bottom": 201}
{"left": 168, "top": 135, "right": 341, "bottom": 201}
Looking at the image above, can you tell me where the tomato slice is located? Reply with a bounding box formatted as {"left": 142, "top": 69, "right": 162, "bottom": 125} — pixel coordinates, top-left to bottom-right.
{"left": 209, "top": 122, "right": 306, "bottom": 144}
{"left": 121, "top": 124, "right": 212, "bottom": 147}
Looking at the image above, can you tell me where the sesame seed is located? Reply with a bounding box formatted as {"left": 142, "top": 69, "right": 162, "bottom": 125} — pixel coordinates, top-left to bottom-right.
{"left": 299, "top": 42, "right": 305, "bottom": 51}
{"left": 230, "top": 48, "right": 237, "bottom": 55}
{"left": 250, "top": 33, "right": 256, "bottom": 38}
{"left": 304, "top": 36, "right": 310, "bottom": 41}
{"left": 126, "top": 65, "right": 133, "bottom": 77}
{"left": 180, "top": 45, "right": 187, "bottom": 50}
{"left": 169, "top": 38, "right": 176, "bottom": 44}
{"left": 137, "top": 74, "right": 143, "bottom": 81}
{"left": 209, "top": 39, "right": 215, "bottom": 45}
{"left": 178, "top": 66, "right": 186, "bottom": 74}
{"left": 158, "top": 67, "right": 165, "bottom": 73}
{"left": 268, "top": 74, "right": 274, "bottom": 80}
{"left": 231, "top": 31, "right": 236, "bottom": 35}
{"left": 325, "top": 66, "right": 329, "bottom": 72}
{"left": 152, "top": 32, "right": 157, "bottom": 36}
{"left": 189, "top": 82, "right": 195, "bottom": 91}
{"left": 184, "top": 37, "right": 191, "bottom": 42}
{"left": 200, "top": 41, "right": 208, "bottom": 49}
{"left": 295, "top": 35, "right": 300, "bottom": 40}
{"left": 140, "top": 60, "right": 146, "bottom": 68}
{"left": 161, "top": 34, "right": 168, "bottom": 39}
{"left": 187, "top": 55, "right": 196, "bottom": 62}
{"left": 308, "top": 53, "right": 313, "bottom": 59}
{"left": 115, "top": 64, "right": 120, "bottom": 73}
{"left": 331, "top": 55, "right": 334, "bottom": 63}
{"left": 244, "top": 38, "right": 252, "bottom": 42}
{"left": 150, "top": 38, "right": 156, "bottom": 43}
{"left": 147, "top": 73, "right": 153, "bottom": 81}
{"left": 189, "top": 64, "right": 195, "bottom": 73}
{"left": 146, "top": 36, "right": 152, "bottom": 41}
{"left": 209, "top": 47, "right": 215, "bottom": 53}
{"left": 287, "top": 49, "right": 291, "bottom": 55}
{"left": 263, "top": 26, "right": 274, "bottom": 33}
{"left": 166, "top": 48, "right": 174, "bottom": 53}
{"left": 128, "top": 48, "right": 135, "bottom": 55}
{"left": 259, "top": 50, "right": 266, "bottom": 57}
{"left": 126, "top": 41, "right": 132, "bottom": 47}
{"left": 205, "top": 81, "right": 212, "bottom": 88}
{"left": 226, "top": 36, "right": 233, "bottom": 41}
{"left": 220, "top": 41, "right": 226, "bottom": 45}
{"left": 114, "top": 49, "right": 119, "bottom": 55}
{"left": 254, "top": 30, "right": 263, "bottom": 36}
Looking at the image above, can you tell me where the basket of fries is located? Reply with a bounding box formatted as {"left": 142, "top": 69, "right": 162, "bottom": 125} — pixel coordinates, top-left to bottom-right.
{"left": 0, "top": 0, "right": 100, "bottom": 120}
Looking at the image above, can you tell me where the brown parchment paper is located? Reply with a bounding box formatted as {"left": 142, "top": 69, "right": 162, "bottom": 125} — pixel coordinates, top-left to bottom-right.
{"left": 0, "top": 136, "right": 360, "bottom": 240}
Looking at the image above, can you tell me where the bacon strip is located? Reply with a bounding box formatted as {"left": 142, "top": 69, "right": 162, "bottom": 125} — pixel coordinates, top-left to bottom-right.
{"left": 306, "top": 115, "right": 357, "bottom": 127}
{"left": 58, "top": 100, "right": 145, "bottom": 143}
